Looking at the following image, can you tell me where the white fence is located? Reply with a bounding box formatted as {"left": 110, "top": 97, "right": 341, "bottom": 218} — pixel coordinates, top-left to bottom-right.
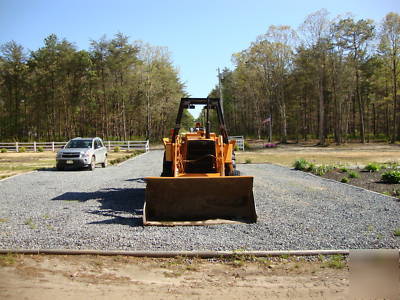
{"left": 0, "top": 140, "right": 150, "bottom": 153}
{"left": 228, "top": 136, "right": 245, "bottom": 151}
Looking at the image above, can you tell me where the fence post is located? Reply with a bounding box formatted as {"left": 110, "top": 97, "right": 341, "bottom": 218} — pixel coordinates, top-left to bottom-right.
{"left": 108, "top": 141, "right": 111, "bottom": 151}
{"left": 33, "top": 141, "right": 37, "bottom": 152}
{"left": 16, "top": 142, "right": 18, "bottom": 152}
{"left": 52, "top": 142, "right": 55, "bottom": 152}
{"left": 128, "top": 141, "right": 130, "bottom": 151}
{"left": 146, "top": 140, "right": 149, "bottom": 152}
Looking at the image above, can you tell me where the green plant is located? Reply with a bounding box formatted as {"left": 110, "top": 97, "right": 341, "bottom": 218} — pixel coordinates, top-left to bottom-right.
{"left": 312, "top": 165, "right": 334, "bottom": 176}
{"left": 293, "top": 158, "right": 309, "bottom": 171}
{"left": 324, "top": 255, "right": 345, "bottom": 269}
{"left": 341, "top": 177, "right": 349, "bottom": 183}
{"left": 245, "top": 158, "right": 252, "bottom": 164}
{"left": 19, "top": 147, "right": 26, "bottom": 153}
{"left": 339, "top": 166, "right": 348, "bottom": 173}
{"left": 114, "top": 146, "right": 121, "bottom": 153}
{"left": 381, "top": 170, "right": 400, "bottom": 184}
{"left": 244, "top": 141, "right": 251, "bottom": 150}
{"left": 348, "top": 171, "right": 359, "bottom": 178}
{"left": 37, "top": 146, "right": 44, "bottom": 152}
{"left": 234, "top": 145, "right": 239, "bottom": 151}
{"left": 365, "top": 162, "right": 381, "bottom": 172}
{"left": 394, "top": 229, "right": 400, "bottom": 236}
{"left": 0, "top": 148, "right": 7, "bottom": 153}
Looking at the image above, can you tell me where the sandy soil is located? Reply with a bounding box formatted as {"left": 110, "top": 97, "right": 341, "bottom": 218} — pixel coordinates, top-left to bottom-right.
{"left": 0, "top": 255, "right": 349, "bottom": 299}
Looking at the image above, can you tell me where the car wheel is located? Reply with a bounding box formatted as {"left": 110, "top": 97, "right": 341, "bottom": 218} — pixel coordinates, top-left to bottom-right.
{"left": 89, "top": 156, "right": 96, "bottom": 171}
{"left": 56, "top": 163, "right": 64, "bottom": 171}
{"left": 102, "top": 157, "right": 108, "bottom": 168}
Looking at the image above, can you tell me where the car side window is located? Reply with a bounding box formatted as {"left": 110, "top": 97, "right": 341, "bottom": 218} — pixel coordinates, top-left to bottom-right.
{"left": 94, "top": 140, "right": 100, "bottom": 149}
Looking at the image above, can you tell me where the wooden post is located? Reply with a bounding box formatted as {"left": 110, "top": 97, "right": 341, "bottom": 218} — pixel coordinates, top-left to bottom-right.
{"left": 128, "top": 141, "right": 130, "bottom": 151}
{"left": 16, "top": 142, "right": 18, "bottom": 152}
{"left": 52, "top": 142, "right": 55, "bottom": 152}
{"left": 108, "top": 141, "right": 111, "bottom": 151}
{"left": 33, "top": 141, "right": 37, "bottom": 152}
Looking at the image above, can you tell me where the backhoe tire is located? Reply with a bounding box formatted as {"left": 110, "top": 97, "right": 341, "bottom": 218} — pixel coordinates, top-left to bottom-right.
{"left": 161, "top": 153, "right": 173, "bottom": 177}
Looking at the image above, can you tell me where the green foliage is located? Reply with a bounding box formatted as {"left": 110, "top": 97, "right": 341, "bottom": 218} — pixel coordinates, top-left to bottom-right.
{"left": 324, "top": 255, "right": 345, "bottom": 269}
{"left": 365, "top": 163, "right": 381, "bottom": 172}
{"left": 37, "top": 146, "right": 44, "bottom": 152}
{"left": 113, "top": 146, "right": 121, "bottom": 153}
{"left": 19, "top": 147, "right": 26, "bottom": 152}
{"left": 0, "top": 253, "right": 16, "bottom": 266}
{"left": 313, "top": 165, "right": 334, "bottom": 176}
{"left": 341, "top": 177, "right": 349, "bottom": 183}
{"left": 24, "top": 218, "right": 36, "bottom": 229}
{"left": 293, "top": 158, "right": 310, "bottom": 171}
{"left": 339, "top": 166, "right": 348, "bottom": 173}
{"left": 381, "top": 170, "right": 400, "bottom": 184}
{"left": 348, "top": 171, "right": 360, "bottom": 178}
{"left": 245, "top": 158, "right": 252, "bottom": 164}
{"left": 0, "top": 148, "right": 7, "bottom": 153}
{"left": 394, "top": 229, "right": 400, "bottom": 236}
{"left": 244, "top": 141, "right": 251, "bottom": 150}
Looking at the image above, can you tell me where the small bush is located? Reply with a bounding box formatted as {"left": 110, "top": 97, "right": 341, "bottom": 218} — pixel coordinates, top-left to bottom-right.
{"left": 394, "top": 229, "right": 400, "bottom": 237}
{"left": 381, "top": 170, "right": 400, "bottom": 184}
{"left": 312, "top": 165, "right": 335, "bottom": 176}
{"left": 244, "top": 141, "right": 251, "bottom": 150}
{"left": 114, "top": 146, "right": 121, "bottom": 153}
{"left": 339, "top": 166, "right": 348, "bottom": 173}
{"left": 37, "top": 146, "right": 44, "bottom": 152}
{"left": 0, "top": 148, "right": 7, "bottom": 153}
{"left": 348, "top": 171, "right": 359, "bottom": 178}
{"left": 341, "top": 177, "right": 349, "bottom": 183}
{"left": 245, "top": 158, "right": 252, "bottom": 164}
{"left": 365, "top": 162, "right": 381, "bottom": 172}
{"left": 19, "top": 147, "right": 26, "bottom": 153}
{"left": 307, "top": 162, "right": 316, "bottom": 172}
{"left": 293, "top": 158, "right": 309, "bottom": 171}
{"left": 234, "top": 145, "right": 239, "bottom": 151}
{"left": 325, "top": 255, "right": 345, "bottom": 269}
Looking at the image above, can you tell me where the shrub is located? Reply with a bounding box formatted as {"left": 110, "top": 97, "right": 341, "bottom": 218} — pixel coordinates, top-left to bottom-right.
{"left": 348, "top": 171, "right": 359, "bottom": 178}
{"left": 0, "top": 148, "right": 7, "bottom": 153}
{"left": 245, "top": 158, "right": 252, "bottom": 164}
{"left": 381, "top": 170, "right": 400, "bottom": 184}
{"left": 37, "top": 146, "right": 44, "bottom": 152}
{"left": 394, "top": 229, "right": 400, "bottom": 237}
{"left": 293, "top": 158, "right": 309, "bottom": 171}
{"left": 244, "top": 141, "right": 251, "bottom": 150}
{"left": 339, "top": 166, "right": 348, "bottom": 173}
{"left": 341, "top": 177, "right": 349, "bottom": 183}
{"left": 365, "top": 162, "right": 381, "bottom": 172}
{"left": 19, "top": 147, "right": 26, "bottom": 153}
{"left": 313, "top": 165, "right": 334, "bottom": 176}
{"left": 114, "top": 146, "right": 121, "bottom": 153}
{"left": 234, "top": 145, "right": 239, "bottom": 151}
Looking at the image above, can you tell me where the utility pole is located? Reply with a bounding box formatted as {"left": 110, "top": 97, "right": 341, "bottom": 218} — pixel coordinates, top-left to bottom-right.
{"left": 217, "top": 68, "right": 224, "bottom": 114}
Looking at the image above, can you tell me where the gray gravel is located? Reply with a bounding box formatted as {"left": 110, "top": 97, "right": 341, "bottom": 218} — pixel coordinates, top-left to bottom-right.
{"left": 0, "top": 150, "right": 399, "bottom": 251}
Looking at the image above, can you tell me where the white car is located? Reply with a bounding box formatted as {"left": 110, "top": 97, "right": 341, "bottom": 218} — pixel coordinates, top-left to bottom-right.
{"left": 56, "top": 137, "right": 108, "bottom": 171}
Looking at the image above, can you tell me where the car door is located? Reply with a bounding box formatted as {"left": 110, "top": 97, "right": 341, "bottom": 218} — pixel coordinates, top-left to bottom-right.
{"left": 93, "top": 139, "right": 101, "bottom": 163}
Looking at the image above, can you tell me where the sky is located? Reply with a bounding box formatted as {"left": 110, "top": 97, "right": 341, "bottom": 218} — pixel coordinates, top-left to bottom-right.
{"left": 0, "top": 0, "right": 399, "bottom": 117}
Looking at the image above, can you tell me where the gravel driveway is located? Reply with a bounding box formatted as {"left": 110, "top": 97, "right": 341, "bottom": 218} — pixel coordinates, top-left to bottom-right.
{"left": 0, "top": 150, "right": 399, "bottom": 251}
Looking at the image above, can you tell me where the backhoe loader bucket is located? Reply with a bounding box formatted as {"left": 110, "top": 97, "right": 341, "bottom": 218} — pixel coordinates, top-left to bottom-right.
{"left": 143, "top": 176, "right": 257, "bottom": 225}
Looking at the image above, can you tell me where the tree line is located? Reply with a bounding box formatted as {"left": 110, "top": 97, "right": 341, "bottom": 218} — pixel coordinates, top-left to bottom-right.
{"left": 0, "top": 33, "right": 193, "bottom": 141}
{"left": 211, "top": 10, "right": 400, "bottom": 144}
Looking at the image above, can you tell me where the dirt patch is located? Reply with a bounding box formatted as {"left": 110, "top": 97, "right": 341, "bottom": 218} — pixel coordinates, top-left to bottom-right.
{"left": 321, "top": 168, "right": 400, "bottom": 197}
{"left": 0, "top": 254, "right": 349, "bottom": 299}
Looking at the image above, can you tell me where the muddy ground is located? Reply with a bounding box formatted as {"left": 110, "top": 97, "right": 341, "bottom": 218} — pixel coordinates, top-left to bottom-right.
{"left": 0, "top": 255, "right": 348, "bottom": 299}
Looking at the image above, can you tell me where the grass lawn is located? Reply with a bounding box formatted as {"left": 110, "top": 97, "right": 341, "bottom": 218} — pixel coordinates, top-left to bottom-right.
{"left": 0, "top": 151, "right": 141, "bottom": 179}
{"left": 236, "top": 143, "right": 400, "bottom": 167}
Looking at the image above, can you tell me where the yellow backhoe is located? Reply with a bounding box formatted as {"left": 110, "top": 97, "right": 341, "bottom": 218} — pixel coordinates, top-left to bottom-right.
{"left": 143, "top": 98, "right": 257, "bottom": 225}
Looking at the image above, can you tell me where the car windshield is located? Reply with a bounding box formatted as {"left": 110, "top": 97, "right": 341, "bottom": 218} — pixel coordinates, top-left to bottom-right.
{"left": 66, "top": 139, "right": 92, "bottom": 149}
